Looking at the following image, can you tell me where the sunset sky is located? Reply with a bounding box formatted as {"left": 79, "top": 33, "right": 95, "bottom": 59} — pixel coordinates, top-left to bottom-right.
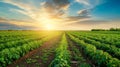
{"left": 0, "top": 0, "right": 120, "bottom": 30}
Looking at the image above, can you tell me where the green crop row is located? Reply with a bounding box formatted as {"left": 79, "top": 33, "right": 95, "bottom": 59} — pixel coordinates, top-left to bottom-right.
{"left": 68, "top": 34, "right": 120, "bottom": 67}
{"left": 0, "top": 35, "right": 47, "bottom": 51}
{"left": 72, "top": 32, "right": 120, "bottom": 48}
{"left": 81, "top": 34, "right": 120, "bottom": 48}
{"left": 49, "top": 34, "right": 71, "bottom": 67}
{"left": 70, "top": 33, "right": 120, "bottom": 59}
{"left": 0, "top": 31, "right": 37, "bottom": 43}
{"left": 0, "top": 31, "right": 49, "bottom": 43}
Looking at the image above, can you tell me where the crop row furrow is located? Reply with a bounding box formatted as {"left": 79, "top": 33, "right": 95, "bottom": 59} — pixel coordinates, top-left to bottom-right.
{"left": 70, "top": 33, "right": 120, "bottom": 59}
{"left": 68, "top": 34, "right": 120, "bottom": 67}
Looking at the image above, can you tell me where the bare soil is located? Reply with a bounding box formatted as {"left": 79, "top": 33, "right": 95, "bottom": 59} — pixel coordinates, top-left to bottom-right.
{"left": 66, "top": 35, "right": 95, "bottom": 67}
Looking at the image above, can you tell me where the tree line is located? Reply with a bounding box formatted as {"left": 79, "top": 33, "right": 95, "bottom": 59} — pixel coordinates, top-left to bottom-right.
{"left": 91, "top": 28, "right": 120, "bottom": 31}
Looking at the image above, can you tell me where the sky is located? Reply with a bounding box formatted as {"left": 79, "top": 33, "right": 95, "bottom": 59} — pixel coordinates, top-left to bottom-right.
{"left": 0, "top": 0, "right": 120, "bottom": 30}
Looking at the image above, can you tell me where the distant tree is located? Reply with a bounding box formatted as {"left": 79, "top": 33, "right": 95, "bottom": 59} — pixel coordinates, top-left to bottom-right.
{"left": 110, "top": 28, "right": 120, "bottom": 31}
{"left": 91, "top": 28, "right": 120, "bottom": 31}
{"left": 110, "top": 28, "right": 116, "bottom": 31}
{"left": 116, "top": 28, "right": 120, "bottom": 31}
{"left": 91, "top": 29, "right": 106, "bottom": 31}
{"left": 7, "top": 30, "right": 13, "bottom": 31}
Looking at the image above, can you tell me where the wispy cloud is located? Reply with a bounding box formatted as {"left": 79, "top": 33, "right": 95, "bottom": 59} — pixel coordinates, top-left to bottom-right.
{"left": 0, "top": 17, "right": 8, "bottom": 21}
{"left": 75, "top": 0, "right": 90, "bottom": 6}
{"left": 77, "top": 9, "right": 91, "bottom": 17}
{"left": 75, "top": 0, "right": 102, "bottom": 8}
{"left": 66, "top": 20, "right": 120, "bottom": 30}
{"left": 0, "top": 21, "right": 38, "bottom": 30}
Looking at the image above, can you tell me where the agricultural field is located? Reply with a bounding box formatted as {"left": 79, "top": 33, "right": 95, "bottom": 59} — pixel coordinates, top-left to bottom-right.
{"left": 0, "top": 31, "right": 120, "bottom": 67}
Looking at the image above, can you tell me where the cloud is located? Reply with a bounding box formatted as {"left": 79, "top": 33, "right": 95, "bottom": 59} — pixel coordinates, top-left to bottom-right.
{"left": 0, "top": 16, "right": 32, "bottom": 23}
{"left": 0, "top": 22, "right": 13, "bottom": 26}
{"left": 2, "top": 0, "right": 40, "bottom": 21}
{"left": 75, "top": 0, "right": 102, "bottom": 19}
{"left": 63, "top": 9, "right": 91, "bottom": 24}
{"left": 75, "top": 0, "right": 102, "bottom": 8}
{"left": 65, "top": 20, "right": 120, "bottom": 30}
{"left": 53, "top": 0, "right": 70, "bottom": 10}
{"left": 76, "top": 19, "right": 109, "bottom": 25}
{"left": 0, "top": 17, "right": 41, "bottom": 30}
{"left": 0, "top": 17, "right": 40, "bottom": 29}
{"left": 2, "top": 0, "right": 36, "bottom": 10}
{"left": 41, "top": 0, "right": 70, "bottom": 18}
{"left": 67, "top": 16, "right": 90, "bottom": 21}
{"left": 77, "top": 9, "right": 91, "bottom": 16}
{"left": 0, "top": 22, "right": 22, "bottom": 30}
{"left": 0, "top": 17, "right": 8, "bottom": 21}
{"left": 0, "top": 22, "right": 38, "bottom": 30}
{"left": 4, "top": 0, "right": 70, "bottom": 19}
{"left": 75, "top": 0, "right": 90, "bottom": 6}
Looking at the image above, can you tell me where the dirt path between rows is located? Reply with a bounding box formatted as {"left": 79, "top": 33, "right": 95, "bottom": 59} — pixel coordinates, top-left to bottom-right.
{"left": 8, "top": 34, "right": 62, "bottom": 67}
{"left": 66, "top": 35, "right": 95, "bottom": 67}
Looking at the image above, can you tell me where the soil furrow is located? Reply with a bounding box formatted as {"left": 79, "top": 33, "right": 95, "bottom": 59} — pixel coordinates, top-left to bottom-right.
{"left": 66, "top": 35, "right": 95, "bottom": 67}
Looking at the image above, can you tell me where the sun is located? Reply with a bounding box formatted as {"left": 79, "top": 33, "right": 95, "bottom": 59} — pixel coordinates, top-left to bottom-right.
{"left": 45, "top": 24, "right": 54, "bottom": 30}
{"left": 36, "top": 13, "right": 58, "bottom": 30}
